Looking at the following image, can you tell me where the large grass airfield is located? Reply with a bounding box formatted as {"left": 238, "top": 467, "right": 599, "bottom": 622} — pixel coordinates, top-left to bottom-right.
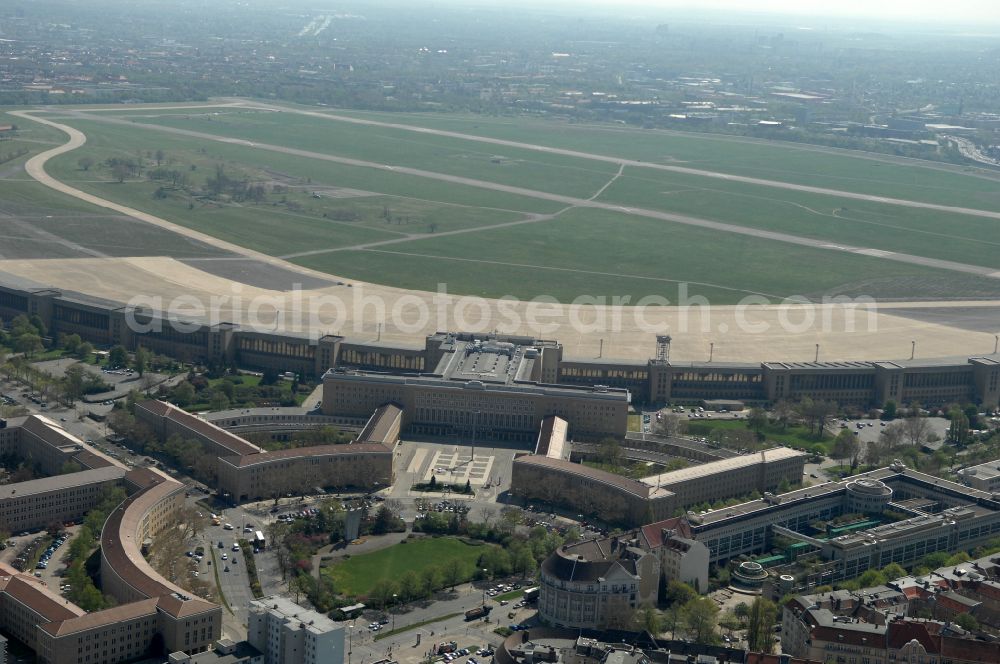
{"left": 1, "top": 100, "right": 999, "bottom": 362}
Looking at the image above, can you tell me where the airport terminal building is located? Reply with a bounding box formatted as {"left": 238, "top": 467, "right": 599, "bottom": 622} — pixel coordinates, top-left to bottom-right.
{"left": 1, "top": 282, "right": 998, "bottom": 410}
{"left": 321, "top": 335, "right": 630, "bottom": 441}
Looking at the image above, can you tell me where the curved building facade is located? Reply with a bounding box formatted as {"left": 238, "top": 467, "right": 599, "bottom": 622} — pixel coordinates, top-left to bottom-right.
{"left": 538, "top": 536, "right": 658, "bottom": 630}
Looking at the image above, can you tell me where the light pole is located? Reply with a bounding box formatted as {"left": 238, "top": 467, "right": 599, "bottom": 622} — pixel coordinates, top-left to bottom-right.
{"left": 482, "top": 569, "right": 488, "bottom": 606}
{"left": 391, "top": 594, "right": 397, "bottom": 632}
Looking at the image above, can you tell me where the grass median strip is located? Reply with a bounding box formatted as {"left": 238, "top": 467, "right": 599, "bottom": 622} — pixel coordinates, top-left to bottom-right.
{"left": 209, "top": 548, "right": 233, "bottom": 614}
{"left": 373, "top": 612, "right": 462, "bottom": 641}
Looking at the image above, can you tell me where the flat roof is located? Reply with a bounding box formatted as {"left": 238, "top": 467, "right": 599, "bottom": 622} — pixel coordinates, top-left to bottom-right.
{"left": 433, "top": 339, "right": 532, "bottom": 386}
{"left": 962, "top": 459, "right": 1000, "bottom": 481}
{"left": 640, "top": 447, "right": 805, "bottom": 488}
{"left": 692, "top": 467, "right": 899, "bottom": 527}
{"left": 250, "top": 596, "right": 342, "bottom": 634}
{"left": 324, "top": 370, "right": 630, "bottom": 401}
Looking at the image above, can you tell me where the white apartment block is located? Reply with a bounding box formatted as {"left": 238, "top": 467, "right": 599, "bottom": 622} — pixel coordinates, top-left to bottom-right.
{"left": 248, "top": 598, "right": 345, "bottom": 664}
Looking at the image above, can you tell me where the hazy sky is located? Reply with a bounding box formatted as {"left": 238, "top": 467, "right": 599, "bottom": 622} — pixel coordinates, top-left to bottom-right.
{"left": 544, "top": 0, "right": 1000, "bottom": 24}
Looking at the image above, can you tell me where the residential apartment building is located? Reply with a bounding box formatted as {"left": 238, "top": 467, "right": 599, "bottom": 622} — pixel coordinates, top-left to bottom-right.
{"left": 247, "top": 597, "right": 345, "bottom": 664}
{"left": 538, "top": 536, "right": 659, "bottom": 631}
{"left": 781, "top": 568, "right": 1000, "bottom": 664}
{"left": 637, "top": 518, "right": 710, "bottom": 592}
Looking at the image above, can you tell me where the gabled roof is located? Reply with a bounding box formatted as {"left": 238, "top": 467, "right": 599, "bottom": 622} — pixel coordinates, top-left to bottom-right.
{"left": 639, "top": 517, "right": 693, "bottom": 548}
{"left": 3, "top": 575, "right": 86, "bottom": 623}
{"left": 40, "top": 599, "right": 159, "bottom": 636}
{"left": 218, "top": 443, "right": 392, "bottom": 468}
{"left": 356, "top": 403, "right": 403, "bottom": 446}
{"left": 138, "top": 400, "right": 262, "bottom": 456}
{"left": 887, "top": 620, "right": 940, "bottom": 653}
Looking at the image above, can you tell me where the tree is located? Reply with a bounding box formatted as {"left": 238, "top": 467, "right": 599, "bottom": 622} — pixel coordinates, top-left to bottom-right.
{"left": 154, "top": 149, "right": 165, "bottom": 166}
{"left": 662, "top": 603, "right": 684, "bottom": 639}
{"left": 76, "top": 341, "right": 94, "bottom": 361}
{"left": 734, "top": 601, "right": 750, "bottom": 623}
{"left": 719, "top": 612, "right": 741, "bottom": 637}
{"left": 429, "top": 474, "right": 437, "bottom": 489}
{"left": 955, "top": 612, "right": 979, "bottom": 632}
{"left": 368, "top": 578, "right": 398, "bottom": 609}
{"left": 902, "top": 413, "right": 932, "bottom": 447}
{"left": 209, "top": 391, "right": 230, "bottom": 412}
{"left": 682, "top": 596, "right": 720, "bottom": 645}
{"left": 108, "top": 345, "right": 128, "bottom": 368}
{"left": 773, "top": 400, "right": 796, "bottom": 430}
{"left": 77, "top": 156, "right": 94, "bottom": 171}
{"left": 63, "top": 365, "right": 87, "bottom": 403}
{"left": 112, "top": 162, "right": 130, "bottom": 183}
{"left": 637, "top": 606, "right": 662, "bottom": 636}
{"left": 398, "top": 570, "right": 421, "bottom": 602}
{"left": 797, "top": 398, "right": 839, "bottom": 437}
{"left": 134, "top": 346, "right": 150, "bottom": 377}
{"left": 597, "top": 438, "right": 623, "bottom": 467}
{"left": 420, "top": 565, "right": 443, "bottom": 596}
{"left": 746, "top": 598, "right": 777, "bottom": 653}
{"left": 655, "top": 413, "right": 688, "bottom": 438}
{"left": 665, "top": 580, "right": 697, "bottom": 606}
{"left": 832, "top": 429, "right": 860, "bottom": 469}
{"left": 747, "top": 408, "right": 768, "bottom": 435}
{"left": 882, "top": 401, "right": 897, "bottom": 420}
{"left": 441, "top": 557, "right": 466, "bottom": 589}
{"left": 948, "top": 408, "right": 971, "bottom": 445}
{"left": 14, "top": 333, "right": 43, "bottom": 357}
{"left": 172, "top": 381, "right": 196, "bottom": 407}
{"left": 858, "top": 569, "right": 887, "bottom": 587}
{"left": 881, "top": 563, "right": 907, "bottom": 582}
{"left": 60, "top": 333, "right": 82, "bottom": 354}
{"left": 512, "top": 547, "right": 536, "bottom": 577}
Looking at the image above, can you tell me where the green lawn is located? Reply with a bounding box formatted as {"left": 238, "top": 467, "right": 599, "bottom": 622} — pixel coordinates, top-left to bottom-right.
{"left": 324, "top": 537, "right": 491, "bottom": 597}
{"left": 123, "top": 109, "right": 622, "bottom": 200}
{"left": 598, "top": 169, "right": 1000, "bottom": 270}
{"left": 295, "top": 207, "right": 1000, "bottom": 303}
{"left": 297, "top": 107, "right": 1000, "bottom": 210}
{"left": 687, "top": 418, "right": 832, "bottom": 453}
{"left": 20, "top": 109, "right": 1000, "bottom": 304}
